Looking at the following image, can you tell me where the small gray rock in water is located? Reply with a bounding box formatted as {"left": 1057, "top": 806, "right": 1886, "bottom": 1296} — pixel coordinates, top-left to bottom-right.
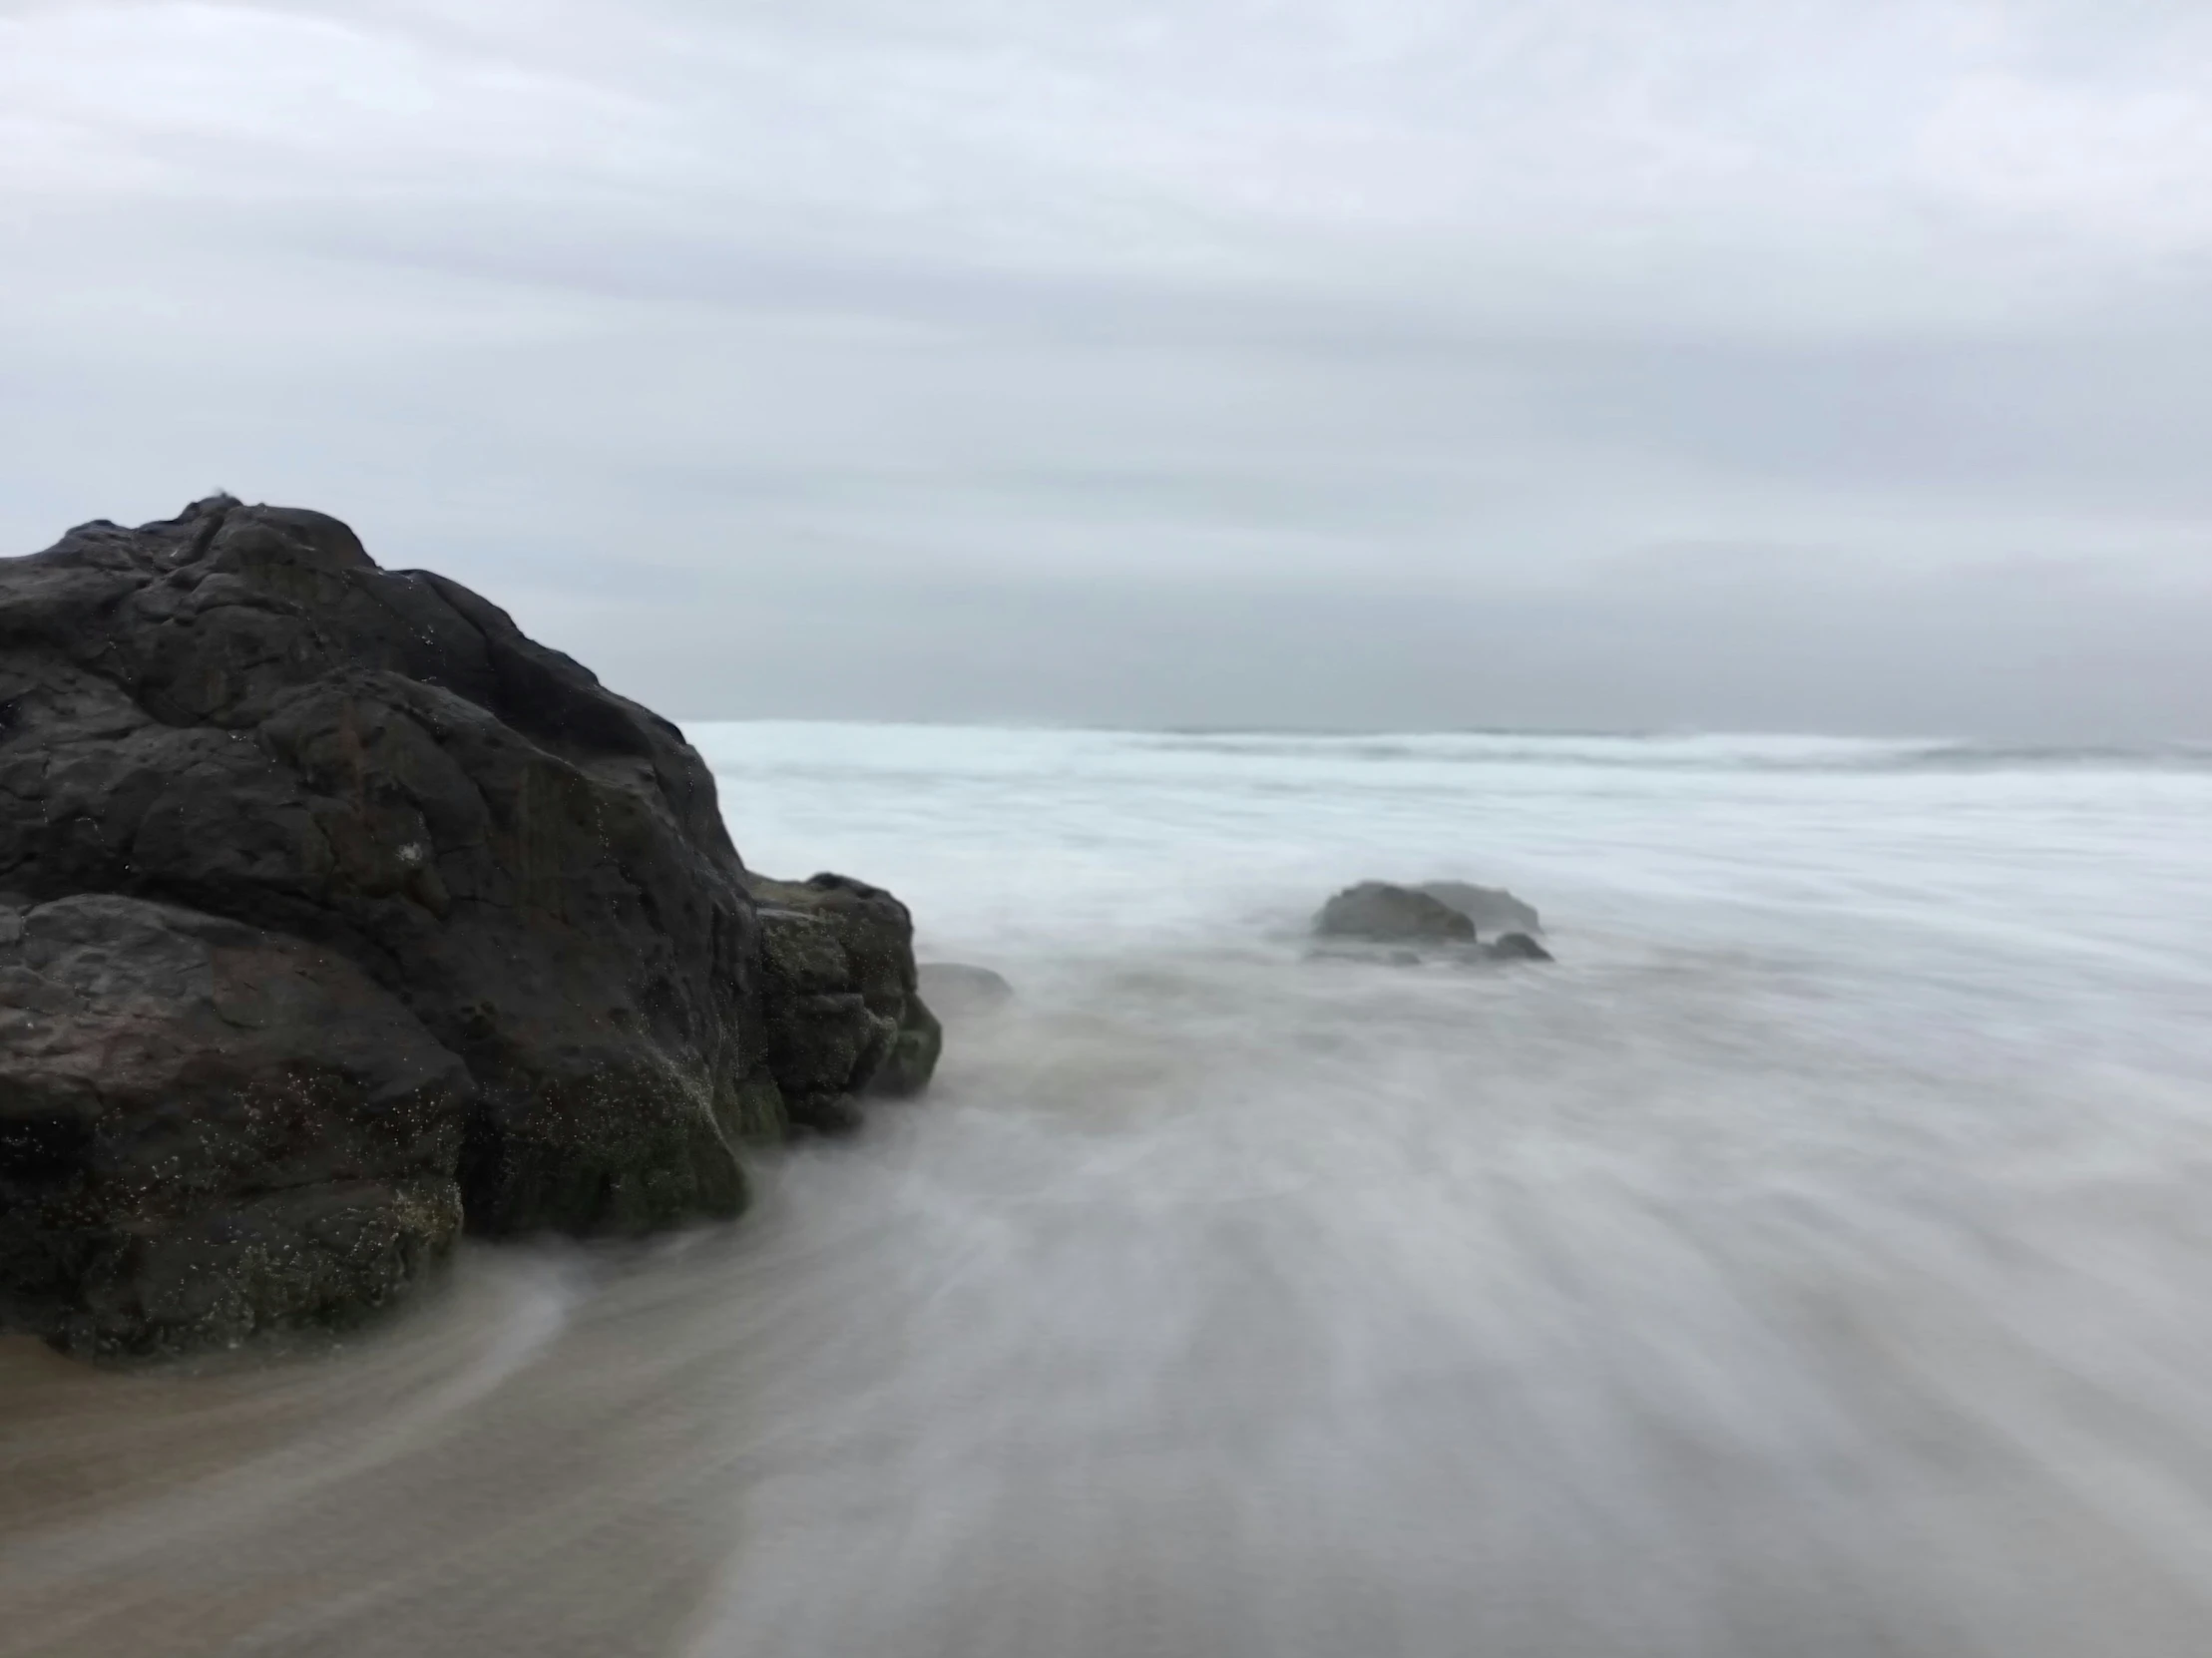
{"left": 1487, "top": 932, "right": 1553, "bottom": 963}
{"left": 1419, "top": 881, "right": 1543, "bottom": 935}
{"left": 918, "top": 962, "right": 1016, "bottom": 1017}
{"left": 1314, "top": 882, "right": 1477, "bottom": 944}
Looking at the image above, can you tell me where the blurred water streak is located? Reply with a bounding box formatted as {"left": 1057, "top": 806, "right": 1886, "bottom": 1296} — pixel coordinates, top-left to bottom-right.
{"left": 7, "top": 724, "right": 2212, "bottom": 1657}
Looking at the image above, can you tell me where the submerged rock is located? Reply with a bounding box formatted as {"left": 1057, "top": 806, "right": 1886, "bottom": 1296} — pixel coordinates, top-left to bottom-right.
{"left": 0, "top": 497, "right": 938, "bottom": 1358}
{"left": 1314, "top": 882, "right": 1476, "bottom": 945}
{"left": 1418, "top": 881, "right": 1543, "bottom": 935}
{"left": 918, "top": 962, "right": 1016, "bottom": 1018}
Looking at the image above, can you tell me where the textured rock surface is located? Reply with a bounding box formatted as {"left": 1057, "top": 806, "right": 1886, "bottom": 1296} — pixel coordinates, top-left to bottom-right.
{"left": 1419, "top": 880, "right": 1543, "bottom": 936}
{"left": 748, "top": 874, "right": 942, "bottom": 1133}
{"left": 0, "top": 497, "right": 938, "bottom": 1356}
{"left": 0, "top": 894, "right": 469, "bottom": 1359}
{"left": 1313, "top": 882, "right": 1477, "bottom": 945}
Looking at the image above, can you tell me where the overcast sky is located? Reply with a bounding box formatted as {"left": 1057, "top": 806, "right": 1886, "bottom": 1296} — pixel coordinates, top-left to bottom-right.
{"left": 5, "top": 0, "right": 2210, "bottom": 736}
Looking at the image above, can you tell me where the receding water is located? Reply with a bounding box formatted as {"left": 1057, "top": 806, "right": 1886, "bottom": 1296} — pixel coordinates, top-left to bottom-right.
{"left": 7, "top": 724, "right": 2212, "bottom": 1657}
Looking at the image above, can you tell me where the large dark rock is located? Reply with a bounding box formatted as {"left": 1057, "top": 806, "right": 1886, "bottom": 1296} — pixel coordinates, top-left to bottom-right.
{"left": 0, "top": 498, "right": 938, "bottom": 1356}
{"left": 0, "top": 894, "right": 469, "bottom": 1359}
{"left": 1313, "top": 882, "right": 1476, "bottom": 945}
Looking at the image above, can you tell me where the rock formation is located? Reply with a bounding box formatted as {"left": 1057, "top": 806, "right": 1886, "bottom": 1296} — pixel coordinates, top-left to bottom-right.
{"left": 1313, "top": 882, "right": 1477, "bottom": 945}
{"left": 0, "top": 894, "right": 469, "bottom": 1358}
{"left": 748, "top": 873, "right": 942, "bottom": 1134}
{"left": 0, "top": 498, "right": 937, "bottom": 1359}
{"left": 1314, "top": 881, "right": 1554, "bottom": 965}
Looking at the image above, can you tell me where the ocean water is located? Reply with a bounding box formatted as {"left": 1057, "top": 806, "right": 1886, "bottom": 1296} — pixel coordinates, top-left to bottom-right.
{"left": 6, "top": 723, "right": 2212, "bottom": 1657}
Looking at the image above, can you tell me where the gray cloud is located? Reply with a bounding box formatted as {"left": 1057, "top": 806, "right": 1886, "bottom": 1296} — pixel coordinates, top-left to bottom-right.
{"left": 3, "top": 0, "right": 2209, "bottom": 736}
